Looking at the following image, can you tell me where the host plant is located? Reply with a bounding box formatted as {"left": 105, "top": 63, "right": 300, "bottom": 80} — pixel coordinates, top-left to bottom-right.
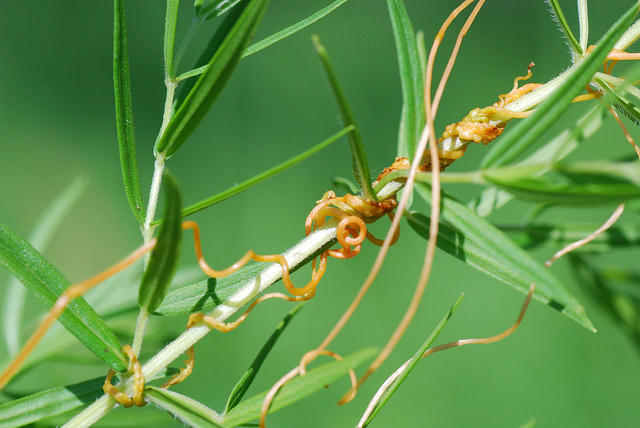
{"left": 2, "top": 0, "right": 640, "bottom": 427}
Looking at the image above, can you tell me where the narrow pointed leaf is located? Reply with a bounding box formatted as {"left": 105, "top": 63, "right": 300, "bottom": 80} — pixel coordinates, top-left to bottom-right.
{"left": 139, "top": 171, "right": 183, "bottom": 312}
{"left": 167, "top": 126, "right": 353, "bottom": 222}
{"left": 225, "top": 303, "right": 304, "bottom": 413}
{"left": 242, "top": 0, "right": 349, "bottom": 57}
{"left": 362, "top": 295, "right": 463, "bottom": 427}
{"left": 546, "top": 0, "right": 581, "bottom": 55}
{"left": 483, "top": 161, "right": 640, "bottom": 205}
{"left": 146, "top": 387, "right": 228, "bottom": 428}
{"left": 412, "top": 185, "right": 595, "bottom": 331}
{"left": 114, "top": 0, "right": 145, "bottom": 225}
{"left": 164, "top": 0, "right": 180, "bottom": 79}
{"left": 0, "top": 220, "right": 127, "bottom": 372}
{"left": 332, "top": 176, "right": 360, "bottom": 194}
{"left": 481, "top": 1, "right": 640, "bottom": 168}
{"left": 156, "top": 0, "right": 270, "bottom": 158}
{"left": 0, "top": 368, "right": 183, "bottom": 428}
{"left": 153, "top": 239, "right": 335, "bottom": 316}
{"left": 312, "top": 35, "right": 376, "bottom": 200}
{"left": 596, "top": 77, "right": 640, "bottom": 126}
{"left": 0, "top": 377, "right": 104, "bottom": 428}
{"left": 179, "top": 0, "right": 352, "bottom": 81}
{"left": 387, "top": 0, "right": 425, "bottom": 158}
{"left": 503, "top": 221, "right": 640, "bottom": 251}
{"left": 199, "top": 0, "right": 242, "bottom": 20}
{"left": 469, "top": 104, "right": 606, "bottom": 217}
{"left": 3, "top": 176, "right": 87, "bottom": 356}
{"left": 221, "top": 347, "right": 377, "bottom": 427}
{"left": 569, "top": 255, "right": 640, "bottom": 349}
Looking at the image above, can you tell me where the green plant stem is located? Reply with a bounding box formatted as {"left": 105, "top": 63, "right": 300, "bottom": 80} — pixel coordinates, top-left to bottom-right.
{"left": 131, "top": 307, "right": 149, "bottom": 356}
{"left": 62, "top": 395, "right": 116, "bottom": 428}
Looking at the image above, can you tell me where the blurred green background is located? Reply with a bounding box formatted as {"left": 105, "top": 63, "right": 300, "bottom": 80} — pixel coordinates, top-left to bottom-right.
{"left": 1, "top": 1, "right": 640, "bottom": 426}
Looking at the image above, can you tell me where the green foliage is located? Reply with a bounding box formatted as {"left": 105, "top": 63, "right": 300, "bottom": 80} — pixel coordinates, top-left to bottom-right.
{"left": 114, "top": 0, "right": 145, "bottom": 225}
{"left": 155, "top": 0, "right": 270, "bottom": 158}
{"left": 312, "top": 35, "right": 377, "bottom": 200}
{"left": 138, "top": 171, "right": 183, "bottom": 313}
{"left": 3, "top": 1, "right": 640, "bottom": 427}
{"left": 0, "top": 219, "right": 127, "bottom": 372}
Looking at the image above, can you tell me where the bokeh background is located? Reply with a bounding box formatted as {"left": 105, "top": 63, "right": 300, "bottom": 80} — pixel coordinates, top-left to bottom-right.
{"left": 1, "top": 1, "right": 640, "bottom": 426}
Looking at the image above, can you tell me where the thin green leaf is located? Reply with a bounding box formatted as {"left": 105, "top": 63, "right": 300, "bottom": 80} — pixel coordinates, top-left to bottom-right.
{"left": 156, "top": 0, "right": 270, "bottom": 158}
{"left": 224, "top": 303, "right": 305, "bottom": 413}
{"left": 387, "top": 0, "right": 425, "bottom": 159}
{"left": 169, "top": 126, "right": 353, "bottom": 222}
{"left": 362, "top": 295, "right": 463, "bottom": 427}
{"left": 483, "top": 162, "right": 640, "bottom": 205}
{"left": 546, "top": 0, "right": 582, "bottom": 55}
{"left": 568, "top": 255, "right": 640, "bottom": 350}
{"left": 3, "top": 176, "right": 87, "bottom": 356}
{"left": 221, "top": 347, "right": 377, "bottom": 427}
{"left": 243, "top": 0, "right": 349, "bottom": 57}
{"left": 411, "top": 185, "right": 595, "bottom": 331}
{"left": 0, "top": 377, "right": 104, "bottom": 428}
{"left": 114, "top": 0, "right": 145, "bottom": 225}
{"left": 139, "top": 171, "right": 183, "bottom": 312}
{"left": 146, "top": 386, "right": 228, "bottom": 428}
{"left": 312, "top": 35, "right": 376, "bottom": 200}
{"left": 178, "top": 0, "right": 352, "bottom": 81}
{"left": 332, "top": 176, "right": 360, "bottom": 195}
{"left": 503, "top": 221, "right": 640, "bottom": 252}
{"left": 481, "top": 1, "right": 640, "bottom": 168}
{"left": 0, "top": 219, "right": 127, "bottom": 373}
{"left": 199, "top": 0, "right": 242, "bottom": 20}
{"left": 595, "top": 76, "right": 640, "bottom": 126}
{"left": 468, "top": 104, "right": 606, "bottom": 217}
{"left": 164, "top": 0, "right": 180, "bottom": 80}
{"left": 153, "top": 238, "right": 334, "bottom": 316}
{"left": 0, "top": 368, "right": 182, "bottom": 428}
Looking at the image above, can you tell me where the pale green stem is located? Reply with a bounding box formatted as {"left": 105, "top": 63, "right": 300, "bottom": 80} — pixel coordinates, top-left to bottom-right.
{"left": 142, "top": 153, "right": 167, "bottom": 244}
{"left": 578, "top": 0, "right": 589, "bottom": 54}
{"left": 131, "top": 308, "right": 149, "bottom": 356}
{"left": 63, "top": 395, "right": 116, "bottom": 428}
{"left": 614, "top": 18, "right": 640, "bottom": 51}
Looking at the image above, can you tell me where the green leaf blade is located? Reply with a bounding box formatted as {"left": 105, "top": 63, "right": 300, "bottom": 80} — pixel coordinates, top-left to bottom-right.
{"left": 0, "top": 219, "right": 127, "bottom": 373}
{"left": 411, "top": 186, "right": 595, "bottom": 331}
{"left": 546, "top": 0, "right": 582, "bottom": 55}
{"left": 138, "top": 171, "right": 183, "bottom": 313}
{"left": 481, "top": 1, "right": 640, "bottom": 169}
{"left": 146, "top": 387, "right": 228, "bottom": 428}
{"left": 3, "top": 176, "right": 87, "bottom": 356}
{"left": 312, "top": 35, "right": 376, "bottom": 200}
{"left": 0, "top": 377, "right": 104, "bottom": 428}
{"left": 224, "top": 303, "right": 304, "bottom": 413}
{"left": 156, "top": 0, "right": 270, "bottom": 158}
{"left": 387, "top": 0, "right": 425, "bottom": 159}
{"left": 362, "top": 295, "right": 464, "bottom": 427}
{"left": 243, "top": 0, "right": 349, "bottom": 58}
{"left": 483, "top": 162, "right": 640, "bottom": 205}
{"left": 113, "top": 0, "right": 145, "bottom": 225}
{"left": 221, "top": 347, "right": 377, "bottom": 427}
{"left": 176, "top": 126, "right": 353, "bottom": 220}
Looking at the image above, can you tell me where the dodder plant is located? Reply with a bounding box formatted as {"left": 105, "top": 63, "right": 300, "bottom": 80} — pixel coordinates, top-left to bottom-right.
{"left": 2, "top": 0, "right": 640, "bottom": 426}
